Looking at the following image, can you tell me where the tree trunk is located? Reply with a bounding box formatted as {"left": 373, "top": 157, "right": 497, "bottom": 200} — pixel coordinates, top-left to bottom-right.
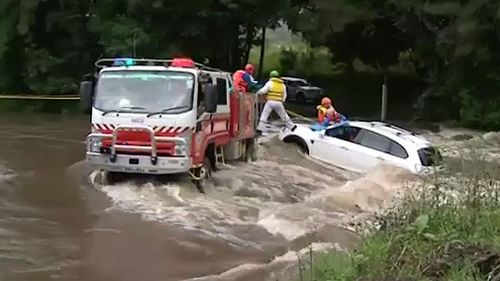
{"left": 243, "top": 24, "right": 255, "bottom": 65}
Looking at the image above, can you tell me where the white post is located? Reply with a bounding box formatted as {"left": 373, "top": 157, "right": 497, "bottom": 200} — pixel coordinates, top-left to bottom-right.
{"left": 381, "top": 75, "right": 388, "bottom": 121}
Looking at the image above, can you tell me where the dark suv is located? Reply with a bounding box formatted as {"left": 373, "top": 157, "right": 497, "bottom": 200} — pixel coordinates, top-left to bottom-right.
{"left": 281, "top": 77, "right": 323, "bottom": 104}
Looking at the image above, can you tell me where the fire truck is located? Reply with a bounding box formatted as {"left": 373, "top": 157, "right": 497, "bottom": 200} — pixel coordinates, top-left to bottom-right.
{"left": 79, "top": 57, "right": 258, "bottom": 192}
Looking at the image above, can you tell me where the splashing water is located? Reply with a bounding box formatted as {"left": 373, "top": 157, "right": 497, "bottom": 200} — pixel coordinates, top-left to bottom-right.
{"left": 86, "top": 133, "right": 419, "bottom": 281}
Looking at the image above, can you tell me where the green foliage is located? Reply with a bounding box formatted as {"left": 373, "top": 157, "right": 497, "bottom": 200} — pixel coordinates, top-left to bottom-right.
{"left": 289, "top": 0, "right": 500, "bottom": 129}
{"left": 0, "top": 0, "right": 297, "bottom": 94}
{"left": 0, "top": 0, "right": 498, "bottom": 129}
{"left": 302, "top": 160, "right": 500, "bottom": 281}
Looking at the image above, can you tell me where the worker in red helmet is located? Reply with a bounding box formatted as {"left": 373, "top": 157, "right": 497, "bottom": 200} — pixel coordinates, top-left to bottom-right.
{"left": 232, "top": 64, "right": 258, "bottom": 93}
{"left": 317, "top": 97, "right": 340, "bottom": 126}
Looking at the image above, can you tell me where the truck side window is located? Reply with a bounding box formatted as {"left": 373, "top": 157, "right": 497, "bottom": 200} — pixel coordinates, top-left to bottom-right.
{"left": 197, "top": 82, "right": 205, "bottom": 118}
{"left": 216, "top": 78, "right": 228, "bottom": 105}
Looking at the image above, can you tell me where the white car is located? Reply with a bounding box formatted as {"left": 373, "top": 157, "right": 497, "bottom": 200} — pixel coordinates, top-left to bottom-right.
{"left": 278, "top": 121, "right": 443, "bottom": 174}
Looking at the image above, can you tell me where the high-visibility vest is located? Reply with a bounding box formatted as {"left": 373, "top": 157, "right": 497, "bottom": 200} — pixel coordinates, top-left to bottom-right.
{"left": 232, "top": 70, "right": 247, "bottom": 92}
{"left": 267, "top": 78, "right": 285, "bottom": 101}
{"left": 317, "top": 105, "right": 337, "bottom": 123}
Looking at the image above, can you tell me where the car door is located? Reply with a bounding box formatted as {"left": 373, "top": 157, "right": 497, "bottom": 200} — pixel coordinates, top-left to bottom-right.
{"left": 310, "top": 126, "right": 362, "bottom": 170}
{"left": 351, "top": 129, "right": 409, "bottom": 172}
{"left": 285, "top": 80, "right": 297, "bottom": 100}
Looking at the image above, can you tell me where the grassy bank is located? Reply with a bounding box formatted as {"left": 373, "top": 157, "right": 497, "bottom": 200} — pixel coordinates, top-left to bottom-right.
{"left": 303, "top": 154, "right": 500, "bottom": 280}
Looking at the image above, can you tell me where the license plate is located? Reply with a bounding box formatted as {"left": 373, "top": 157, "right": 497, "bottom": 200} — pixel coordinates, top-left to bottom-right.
{"left": 124, "top": 167, "right": 146, "bottom": 173}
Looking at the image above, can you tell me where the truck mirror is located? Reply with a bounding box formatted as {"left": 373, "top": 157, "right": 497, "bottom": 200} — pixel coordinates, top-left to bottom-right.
{"left": 203, "top": 84, "right": 217, "bottom": 113}
{"left": 79, "top": 81, "right": 94, "bottom": 114}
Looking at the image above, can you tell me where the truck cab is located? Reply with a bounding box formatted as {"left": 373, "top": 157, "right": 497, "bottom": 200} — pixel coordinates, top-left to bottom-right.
{"left": 79, "top": 58, "right": 257, "bottom": 192}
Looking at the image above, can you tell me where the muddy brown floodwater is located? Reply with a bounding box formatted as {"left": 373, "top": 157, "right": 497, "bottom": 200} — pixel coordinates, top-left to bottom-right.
{"left": 3, "top": 113, "right": 480, "bottom": 281}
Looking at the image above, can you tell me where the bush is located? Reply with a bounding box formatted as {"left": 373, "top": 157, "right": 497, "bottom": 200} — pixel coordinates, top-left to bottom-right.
{"left": 301, "top": 148, "right": 500, "bottom": 281}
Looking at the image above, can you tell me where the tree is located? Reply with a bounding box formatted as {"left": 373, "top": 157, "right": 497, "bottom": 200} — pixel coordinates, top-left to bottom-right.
{"left": 288, "top": 0, "right": 500, "bottom": 129}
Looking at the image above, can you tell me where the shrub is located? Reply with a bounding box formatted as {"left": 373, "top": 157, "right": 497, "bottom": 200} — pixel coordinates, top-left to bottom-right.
{"left": 301, "top": 144, "right": 500, "bottom": 281}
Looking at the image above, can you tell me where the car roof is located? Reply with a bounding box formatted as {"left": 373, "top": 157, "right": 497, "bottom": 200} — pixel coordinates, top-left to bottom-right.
{"left": 334, "top": 121, "right": 431, "bottom": 149}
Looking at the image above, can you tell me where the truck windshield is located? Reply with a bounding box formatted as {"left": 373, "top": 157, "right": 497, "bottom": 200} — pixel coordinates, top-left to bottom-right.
{"left": 94, "top": 70, "right": 195, "bottom": 113}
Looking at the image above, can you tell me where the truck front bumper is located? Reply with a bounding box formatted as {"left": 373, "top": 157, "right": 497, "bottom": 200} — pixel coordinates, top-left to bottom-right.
{"left": 86, "top": 152, "right": 191, "bottom": 175}
{"left": 86, "top": 124, "right": 191, "bottom": 175}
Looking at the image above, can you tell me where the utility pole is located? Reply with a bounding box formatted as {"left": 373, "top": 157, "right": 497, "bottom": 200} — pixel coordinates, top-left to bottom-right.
{"left": 257, "top": 24, "right": 267, "bottom": 80}
{"left": 381, "top": 74, "right": 388, "bottom": 121}
{"left": 133, "top": 31, "right": 137, "bottom": 58}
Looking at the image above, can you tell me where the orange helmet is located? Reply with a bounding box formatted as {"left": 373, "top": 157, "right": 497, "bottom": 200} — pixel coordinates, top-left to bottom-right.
{"left": 245, "top": 64, "right": 255, "bottom": 74}
{"left": 321, "top": 97, "right": 332, "bottom": 106}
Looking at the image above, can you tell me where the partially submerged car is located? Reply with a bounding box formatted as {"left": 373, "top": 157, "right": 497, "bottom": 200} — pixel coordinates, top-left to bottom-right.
{"left": 278, "top": 121, "right": 443, "bottom": 174}
{"left": 282, "top": 77, "right": 323, "bottom": 104}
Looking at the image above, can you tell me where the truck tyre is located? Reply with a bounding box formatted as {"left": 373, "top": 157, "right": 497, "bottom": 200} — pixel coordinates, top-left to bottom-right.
{"left": 202, "top": 156, "right": 212, "bottom": 179}
{"left": 245, "top": 139, "right": 257, "bottom": 162}
{"left": 193, "top": 156, "right": 212, "bottom": 194}
{"left": 92, "top": 171, "right": 121, "bottom": 186}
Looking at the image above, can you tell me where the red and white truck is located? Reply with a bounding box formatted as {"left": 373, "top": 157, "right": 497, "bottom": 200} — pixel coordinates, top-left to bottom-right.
{"left": 79, "top": 57, "right": 258, "bottom": 192}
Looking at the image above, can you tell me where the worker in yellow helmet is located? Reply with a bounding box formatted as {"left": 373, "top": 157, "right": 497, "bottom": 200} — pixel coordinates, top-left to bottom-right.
{"left": 256, "top": 70, "right": 296, "bottom": 135}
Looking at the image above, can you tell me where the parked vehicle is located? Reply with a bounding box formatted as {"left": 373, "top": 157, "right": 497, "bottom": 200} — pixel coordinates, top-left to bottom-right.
{"left": 278, "top": 121, "right": 443, "bottom": 174}
{"left": 79, "top": 57, "right": 259, "bottom": 192}
{"left": 281, "top": 77, "right": 323, "bottom": 104}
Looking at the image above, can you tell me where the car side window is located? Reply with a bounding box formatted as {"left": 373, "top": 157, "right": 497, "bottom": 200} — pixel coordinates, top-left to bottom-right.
{"left": 354, "top": 129, "right": 391, "bottom": 153}
{"left": 325, "top": 126, "right": 360, "bottom": 142}
{"left": 354, "top": 129, "right": 409, "bottom": 159}
{"left": 389, "top": 141, "right": 409, "bottom": 159}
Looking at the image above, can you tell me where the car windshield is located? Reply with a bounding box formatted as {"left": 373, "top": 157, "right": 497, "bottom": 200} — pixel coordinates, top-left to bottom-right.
{"left": 418, "top": 146, "right": 443, "bottom": 166}
{"left": 94, "top": 70, "right": 195, "bottom": 113}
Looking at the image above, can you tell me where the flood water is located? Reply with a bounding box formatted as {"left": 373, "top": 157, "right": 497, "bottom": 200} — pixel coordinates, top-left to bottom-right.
{"left": 0, "top": 113, "right": 494, "bottom": 281}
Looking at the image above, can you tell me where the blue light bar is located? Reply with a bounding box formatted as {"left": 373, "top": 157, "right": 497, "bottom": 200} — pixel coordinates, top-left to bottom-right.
{"left": 112, "top": 58, "right": 134, "bottom": 66}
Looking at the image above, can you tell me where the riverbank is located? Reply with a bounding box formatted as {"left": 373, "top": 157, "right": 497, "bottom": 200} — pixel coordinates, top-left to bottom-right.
{"left": 303, "top": 132, "right": 500, "bottom": 281}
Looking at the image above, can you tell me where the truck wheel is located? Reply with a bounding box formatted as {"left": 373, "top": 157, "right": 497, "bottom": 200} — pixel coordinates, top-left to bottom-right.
{"left": 202, "top": 156, "right": 212, "bottom": 179}
{"left": 245, "top": 139, "right": 257, "bottom": 162}
{"left": 92, "top": 171, "right": 121, "bottom": 186}
{"left": 192, "top": 156, "right": 212, "bottom": 194}
{"left": 194, "top": 180, "right": 205, "bottom": 194}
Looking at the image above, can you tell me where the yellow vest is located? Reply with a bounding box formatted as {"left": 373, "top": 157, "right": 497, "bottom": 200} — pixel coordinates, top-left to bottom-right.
{"left": 267, "top": 78, "right": 285, "bottom": 101}
{"left": 316, "top": 105, "right": 335, "bottom": 118}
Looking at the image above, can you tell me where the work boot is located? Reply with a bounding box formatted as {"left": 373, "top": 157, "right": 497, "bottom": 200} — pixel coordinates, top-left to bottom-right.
{"left": 257, "top": 122, "right": 268, "bottom": 133}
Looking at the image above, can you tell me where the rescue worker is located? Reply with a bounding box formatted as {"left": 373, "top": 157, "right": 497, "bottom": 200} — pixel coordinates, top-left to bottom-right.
{"left": 317, "top": 97, "right": 340, "bottom": 126}
{"left": 232, "top": 64, "right": 258, "bottom": 93}
{"left": 256, "top": 70, "right": 296, "bottom": 134}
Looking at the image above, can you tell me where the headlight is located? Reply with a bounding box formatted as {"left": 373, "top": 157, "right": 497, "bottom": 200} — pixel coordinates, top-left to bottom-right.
{"left": 173, "top": 143, "right": 187, "bottom": 156}
{"left": 86, "top": 137, "right": 102, "bottom": 153}
{"left": 172, "top": 129, "right": 192, "bottom": 156}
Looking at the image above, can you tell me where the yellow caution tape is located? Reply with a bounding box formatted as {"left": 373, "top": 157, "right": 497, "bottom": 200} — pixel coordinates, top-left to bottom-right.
{"left": 0, "top": 95, "right": 80, "bottom": 100}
